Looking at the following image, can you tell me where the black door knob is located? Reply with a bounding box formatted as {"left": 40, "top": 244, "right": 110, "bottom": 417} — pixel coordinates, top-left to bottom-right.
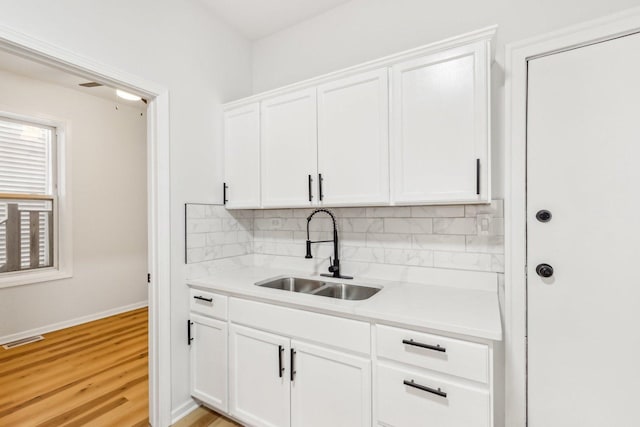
{"left": 536, "top": 263, "right": 554, "bottom": 278}
{"left": 536, "top": 210, "right": 552, "bottom": 222}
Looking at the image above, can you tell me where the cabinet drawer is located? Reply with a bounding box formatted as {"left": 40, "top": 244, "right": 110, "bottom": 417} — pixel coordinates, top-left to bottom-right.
{"left": 376, "top": 325, "right": 488, "bottom": 383}
{"left": 230, "top": 297, "right": 370, "bottom": 355}
{"left": 377, "top": 362, "right": 490, "bottom": 427}
{"left": 189, "top": 288, "right": 228, "bottom": 320}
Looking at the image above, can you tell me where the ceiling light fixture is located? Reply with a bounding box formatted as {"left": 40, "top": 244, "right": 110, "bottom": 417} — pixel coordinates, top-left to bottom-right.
{"left": 116, "top": 89, "right": 142, "bottom": 101}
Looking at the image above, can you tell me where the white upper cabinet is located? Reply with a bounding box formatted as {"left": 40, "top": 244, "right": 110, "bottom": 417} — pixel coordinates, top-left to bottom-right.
{"left": 222, "top": 27, "right": 494, "bottom": 208}
{"left": 390, "top": 41, "right": 490, "bottom": 204}
{"left": 223, "top": 103, "right": 261, "bottom": 208}
{"left": 317, "top": 69, "right": 390, "bottom": 206}
{"left": 261, "top": 89, "right": 318, "bottom": 208}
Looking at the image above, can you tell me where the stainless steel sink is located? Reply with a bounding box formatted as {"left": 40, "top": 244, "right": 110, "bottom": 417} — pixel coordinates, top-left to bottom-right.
{"left": 255, "top": 276, "right": 325, "bottom": 293}
{"left": 311, "top": 282, "right": 381, "bottom": 300}
{"left": 255, "top": 276, "right": 381, "bottom": 301}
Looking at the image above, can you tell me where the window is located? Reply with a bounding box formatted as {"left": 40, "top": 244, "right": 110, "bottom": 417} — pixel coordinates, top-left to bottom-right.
{"left": 0, "top": 114, "right": 69, "bottom": 285}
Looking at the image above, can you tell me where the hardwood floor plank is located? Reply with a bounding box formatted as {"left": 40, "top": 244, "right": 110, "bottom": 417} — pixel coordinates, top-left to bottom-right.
{"left": 57, "top": 397, "right": 129, "bottom": 427}
{"left": 171, "top": 406, "right": 242, "bottom": 427}
{"left": 0, "top": 354, "right": 146, "bottom": 417}
{"left": 0, "top": 307, "right": 149, "bottom": 426}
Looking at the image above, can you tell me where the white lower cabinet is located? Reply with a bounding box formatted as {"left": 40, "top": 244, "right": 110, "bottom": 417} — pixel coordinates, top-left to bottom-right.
{"left": 229, "top": 325, "right": 291, "bottom": 427}
{"left": 188, "top": 290, "right": 496, "bottom": 427}
{"left": 190, "top": 314, "right": 228, "bottom": 413}
{"left": 290, "top": 340, "right": 371, "bottom": 427}
{"left": 376, "top": 362, "right": 490, "bottom": 427}
{"left": 229, "top": 324, "right": 371, "bottom": 427}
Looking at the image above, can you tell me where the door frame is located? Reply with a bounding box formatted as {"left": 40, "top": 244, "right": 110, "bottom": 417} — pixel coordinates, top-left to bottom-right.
{"left": 0, "top": 25, "right": 172, "bottom": 426}
{"left": 504, "top": 7, "right": 640, "bottom": 426}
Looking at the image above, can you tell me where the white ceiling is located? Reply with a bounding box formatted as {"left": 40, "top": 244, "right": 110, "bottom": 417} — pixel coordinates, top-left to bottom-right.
{"left": 0, "top": 50, "right": 146, "bottom": 110}
{"left": 201, "top": 0, "right": 351, "bottom": 40}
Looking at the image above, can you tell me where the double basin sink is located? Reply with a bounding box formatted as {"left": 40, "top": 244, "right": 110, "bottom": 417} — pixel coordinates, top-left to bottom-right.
{"left": 255, "top": 276, "right": 381, "bottom": 301}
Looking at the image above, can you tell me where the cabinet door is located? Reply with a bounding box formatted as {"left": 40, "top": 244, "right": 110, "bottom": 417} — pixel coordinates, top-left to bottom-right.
{"left": 290, "top": 340, "right": 371, "bottom": 427}
{"left": 261, "top": 89, "right": 318, "bottom": 208}
{"left": 317, "top": 68, "right": 389, "bottom": 206}
{"left": 229, "top": 324, "right": 290, "bottom": 427}
{"left": 390, "top": 41, "right": 490, "bottom": 204}
{"left": 224, "top": 103, "right": 261, "bottom": 208}
{"left": 190, "top": 314, "right": 228, "bottom": 412}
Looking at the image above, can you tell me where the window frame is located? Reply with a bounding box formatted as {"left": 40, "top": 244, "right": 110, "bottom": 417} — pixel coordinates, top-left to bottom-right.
{"left": 0, "top": 111, "right": 72, "bottom": 288}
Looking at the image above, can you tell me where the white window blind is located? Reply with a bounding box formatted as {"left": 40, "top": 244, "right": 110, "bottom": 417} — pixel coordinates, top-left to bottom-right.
{"left": 0, "top": 117, "right": 55, "bottom": 270}
{"left": 0, "top": 119, "right": 52, "bottom": 195}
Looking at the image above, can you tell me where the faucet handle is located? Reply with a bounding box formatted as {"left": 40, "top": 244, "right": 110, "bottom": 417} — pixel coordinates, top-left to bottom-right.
{"left": 328, "top": 257, "right": 338, "bottom": 273}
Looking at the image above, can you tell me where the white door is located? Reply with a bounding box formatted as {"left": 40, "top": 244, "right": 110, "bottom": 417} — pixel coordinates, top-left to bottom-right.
{"left": 290, "top": 340, "right": 371, "bottom": 427}
{"left": 390, "top": 41, "right": 489, "bottom": 204}
{"left": 190, "top": 314, "right": 228, "bottom": 412}
{"left": 317, "top": 68, "right": 389, "bottom": 206}
{"left": 527, "top": 33, "right": 640, "bottom": 426}
{"left": 224, "top": 103, "right": 261, "bottom": 208}
{"left": 229, "top": 324, "right": 290, "bottom": 427}
{"left": 261, "top": 89, "right": 318, "bottom": 207}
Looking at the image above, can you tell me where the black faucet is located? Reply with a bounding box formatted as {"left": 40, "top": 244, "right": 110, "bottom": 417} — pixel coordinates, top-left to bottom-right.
{"left": 305, "top": 208, "right": 353, "bottom": 279}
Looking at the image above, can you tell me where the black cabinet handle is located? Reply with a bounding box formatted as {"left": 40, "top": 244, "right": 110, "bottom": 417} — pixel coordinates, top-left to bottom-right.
{"left": 223, "top": 182, "right": 228, "bottom": 205}
{"left": 402, "top": 339, "right": 446, "bottom": 353}
{"left": 193, "top": 295, "right": 213, "bottom": 303}
{"left": 404, "top": 379, "right": 447, "bottom": 398}
{"left": 476, "top": 158, "right": 480, "bottom": 195}
{"left": 187, "top": 320, "right": 194, "bottom": 346}
{"left": 318, "top": 174, "right": 324, "bottom": 201}
{"left": 278, "top": 345, "right": 284, "bottom": 378}
{"left": 290, "top": 348, "right": 296, "bottom": 381}
{"left": 308, "top": 175, "right": 313, "bottom": 202}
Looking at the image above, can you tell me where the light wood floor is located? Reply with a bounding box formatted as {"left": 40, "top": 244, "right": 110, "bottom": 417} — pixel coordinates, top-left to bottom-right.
{"left": 0, "top": 307, "right": 149, "bottom": 426}
{"left": 172, "top": 406, "right": 241, "bottom": 427}
{"left": 0, "top": 307, "right": 241, "bottom": 427}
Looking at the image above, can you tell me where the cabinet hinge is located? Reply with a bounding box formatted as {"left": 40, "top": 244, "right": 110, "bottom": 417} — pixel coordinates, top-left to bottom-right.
{"left": 147, "top": 273, "right": 151, "bottom": 284}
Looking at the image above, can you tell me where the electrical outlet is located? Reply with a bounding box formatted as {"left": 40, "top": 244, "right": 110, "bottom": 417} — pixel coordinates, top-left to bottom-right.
{"left": 477, "top": 214, "right": 491, "bottom": 236}
{"left": 271, "top": 218, "right": 283, "bottom": 229}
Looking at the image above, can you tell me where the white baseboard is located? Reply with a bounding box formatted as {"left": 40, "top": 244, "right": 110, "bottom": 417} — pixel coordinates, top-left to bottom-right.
{"left": 171, "top": 398, "right": 199, "bottom": 424}
{"left": 0, "top": 300, "right": 148, "bottom": 344}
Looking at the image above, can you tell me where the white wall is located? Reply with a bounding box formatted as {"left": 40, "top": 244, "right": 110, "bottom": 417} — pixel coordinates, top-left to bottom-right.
{"left": 0, "top": 0, "right": 253, "bottom": 413}
{"left": 251, "top": 0, "right": 640, "bottom": 198}
{"left": 0, "top": 68, "right": 147, "bottom": 337}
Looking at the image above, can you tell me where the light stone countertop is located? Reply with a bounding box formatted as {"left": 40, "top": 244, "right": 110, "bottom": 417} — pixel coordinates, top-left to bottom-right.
{"left": 187, "top": 264, "right": 502, "bottom": 341}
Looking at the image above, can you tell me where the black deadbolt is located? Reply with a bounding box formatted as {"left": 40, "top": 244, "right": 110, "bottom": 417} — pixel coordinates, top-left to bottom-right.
{"left": 536, "top": 210, "right": 552, "bottom": 222}
{"left": 536, "top": 263, "right": 554, "bottom": 278}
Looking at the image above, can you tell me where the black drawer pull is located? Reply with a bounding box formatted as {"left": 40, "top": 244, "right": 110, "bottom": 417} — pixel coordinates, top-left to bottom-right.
{"left": 193, "top": 295, "right": 213, "bottom": 303}
{"left": 404, "top": 379, "right": 447, "bottom": 398}
{"left": 402, "top": 338, "right": 446, "bottom": 353}
{"left": 278, "top": 345, "right": 284, "bottom": 378}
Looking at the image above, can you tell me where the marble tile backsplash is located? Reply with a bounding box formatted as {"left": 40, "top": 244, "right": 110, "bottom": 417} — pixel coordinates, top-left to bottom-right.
{"left": 253, "top": 201, "right": 504, "bottom": 273}
{"left": 185, "top": 204, "right": 253, "bottom": 263}
{"left": 185, "top": 201, "right": 504, "bottom": 273}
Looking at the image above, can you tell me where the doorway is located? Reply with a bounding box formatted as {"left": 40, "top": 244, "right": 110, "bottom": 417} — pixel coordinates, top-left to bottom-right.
{"left": 0, "top": 25, "right": 171, "bottom": 426}
{"left": 0, "top": 48, "right": 150, "bottom": 424}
